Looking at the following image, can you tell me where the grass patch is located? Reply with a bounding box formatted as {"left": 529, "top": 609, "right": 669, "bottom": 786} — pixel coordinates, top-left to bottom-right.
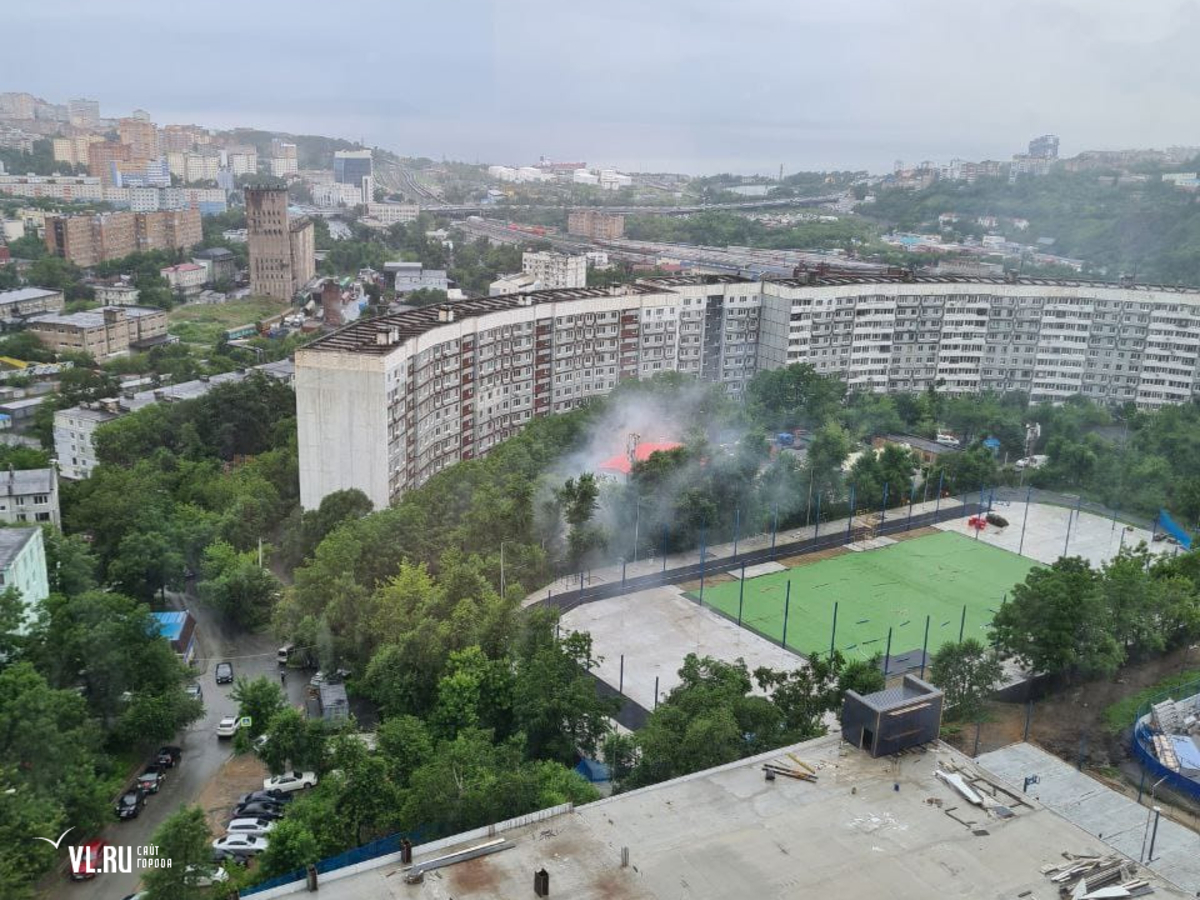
{"left": 168, "top": 297, "right": 289, "bottom": 345}
{"left": 1102, "top": 667, "right": 1200, "bottom": 733}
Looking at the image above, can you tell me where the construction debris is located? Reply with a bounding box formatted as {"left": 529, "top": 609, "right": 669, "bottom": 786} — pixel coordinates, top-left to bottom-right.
{"left": 762, "top": 761, "right": 817, "bottom": 783}
{"left": 1041, "top": 853, "right": 1154, "bottom": 898}
{"left": 935, "top": 769, "right": 984, "bottom": 806}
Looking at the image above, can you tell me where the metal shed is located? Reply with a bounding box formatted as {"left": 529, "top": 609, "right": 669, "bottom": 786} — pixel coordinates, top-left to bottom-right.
{"left": 841, "top": 675, "right": 944, "bottom": 758}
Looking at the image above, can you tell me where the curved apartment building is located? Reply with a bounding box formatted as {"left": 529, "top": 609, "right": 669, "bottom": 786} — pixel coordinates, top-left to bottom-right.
{"left": 297, "top": 274, "right": 1200, "bottom": 509}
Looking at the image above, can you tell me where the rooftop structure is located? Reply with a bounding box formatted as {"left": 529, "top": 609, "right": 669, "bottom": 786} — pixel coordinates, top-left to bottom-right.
{"left": 841, "top": 675, "right": 944, "bottom": 757}
{"left": 254, "top": 734, "right": 1194, "bottom": 900}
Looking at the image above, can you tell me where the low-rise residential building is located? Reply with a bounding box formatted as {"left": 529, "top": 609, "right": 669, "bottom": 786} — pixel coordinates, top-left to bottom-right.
{"left": 363, "top": 202, "right": 419, "bottom": 224}
{"left": 522, "top": 250, "right": 587, "bottom": 289}
{"left": 26, "top": 306, "right": 169, "bottom": 360}
{"left": 160, "top": 263, "right": 206, "bottom": 294}
{"left": 54, "top": 402, "right": 121, "bottom": 479}
{"left": 0, "top": 287, "right": 64, "bottom": 323}
{"left": 93, "top": 284, "right": 140, "bottom": 305}
{"left": 191, "top": 247, "right": 237, "bottom": 284}
{"left": 0, "top": 173, "right": 106, "bottom": 203}
{"left": 311, "top": 182, "right": 363, "bottom": 208}
{"left": 0, "top": 467, "right": 59, "bottom": 527}
{"left": 384, "top": 261, "right": 448, "bottom": 293}
{"left": 488, "top": 271, "right": 539, "bottom": 296}
{"left": 0, "top": 397, "right": 47, "bottom": 429}
{"left": 0, "top": 527, "right": 48, "bottom": 622}
{"left": 55, "top": 360, "right": 295, "bottom": 480}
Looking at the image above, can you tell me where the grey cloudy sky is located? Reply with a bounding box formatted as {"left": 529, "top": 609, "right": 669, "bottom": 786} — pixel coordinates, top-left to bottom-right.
{"left": 9, "top": 0, "right": 1200, "bottom": 174}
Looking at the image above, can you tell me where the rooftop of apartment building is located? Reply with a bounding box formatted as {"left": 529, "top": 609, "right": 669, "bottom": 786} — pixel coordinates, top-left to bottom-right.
{"left": 258, "top": 734, "right": 1195, "bottom": 900}
{"left": 303, "top": 284, "right": 663, "bottom": 356}
{"left": 27, "top": 305, "right": 163, "bottom": 328}
{"left": 0, "top": 467, "right": 54, "bottom": 496}
{"left": 0, "top": 527, "right": 39, "bottom": 569}
{"left": 766, "top": 271, "right": 1200, "bottom": 294}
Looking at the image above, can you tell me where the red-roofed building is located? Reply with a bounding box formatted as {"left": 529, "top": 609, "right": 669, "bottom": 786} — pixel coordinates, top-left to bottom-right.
{"left": 597, "top": 441, "right": 683, "bottom": 477}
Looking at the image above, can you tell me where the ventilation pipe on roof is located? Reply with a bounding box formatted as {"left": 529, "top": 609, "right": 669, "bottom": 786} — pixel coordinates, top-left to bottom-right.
{"left": 534, "top": 868, "right": 549, "bottom": 897}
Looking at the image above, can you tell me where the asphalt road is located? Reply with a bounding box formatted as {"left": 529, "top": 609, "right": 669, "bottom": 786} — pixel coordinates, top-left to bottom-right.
{"left": 42, "top": 590, "right": 310, "bottom": 900}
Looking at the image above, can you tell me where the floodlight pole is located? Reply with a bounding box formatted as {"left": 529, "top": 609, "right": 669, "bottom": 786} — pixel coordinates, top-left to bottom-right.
{"left": 881, "top": 481, "right": 889, "bottom": 524}
{"left": 846, "top": 483, "right": 856, "bottom": 542}
{"left": 830, "top": 600, "right": 839, "bottom": 656}
{"left": 883, "top": 627, "right": 893, "bottom": 677}
{"left": 782, "top": 581, "right": 791, "bottom": 649}
{"left": 919, "top": 615, "right": 930, "bottom": 678}
{"left": 814, "top": 492, "right": 822, "bottom": 538}
{"left": 1019, "top": 486, "right": 1032, "bottom": 556}
{"left": 737, "top": 562, "right": 746, "bottom": 627}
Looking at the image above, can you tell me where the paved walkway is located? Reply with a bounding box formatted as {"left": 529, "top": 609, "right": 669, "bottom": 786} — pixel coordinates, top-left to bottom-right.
{"left": 526, "top": 496, "right": 968, "bottom": 607}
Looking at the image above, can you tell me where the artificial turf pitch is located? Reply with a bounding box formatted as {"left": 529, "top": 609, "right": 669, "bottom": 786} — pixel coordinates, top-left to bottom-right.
{"left": 687, "top": 531, "right": 1035, "bottom": 661}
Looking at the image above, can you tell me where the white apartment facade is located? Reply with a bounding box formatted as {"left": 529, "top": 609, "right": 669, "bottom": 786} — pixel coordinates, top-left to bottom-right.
{"left": 296, "top": 274, "right": 1200, "bottom": 511}
{"left": 521, "top": 251, "right": 587, "bottom": 290}
{"left": 296, "top": 276, "right": 761, "bottom": 509}
{"left": 0, "top": 467, "right": 60, "bottom": 527}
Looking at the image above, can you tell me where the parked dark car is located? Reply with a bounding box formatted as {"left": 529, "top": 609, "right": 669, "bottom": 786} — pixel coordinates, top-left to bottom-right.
{"left": 156, "top": 746, "right": 182, "bottom": 768}
{"left": 233, "top": 802, "right": 284, "bottom": 820}
{"left": 137, "top": 766, "right": 165, "bottom": 794}
{"left": 215, "top": 662, "right": 234, "bottom": 684}
{"left": 115, "top": 789, "right": 146, "bottom": 820}
{"left": 237, "top": 790, "right": 291, "bottom": 806}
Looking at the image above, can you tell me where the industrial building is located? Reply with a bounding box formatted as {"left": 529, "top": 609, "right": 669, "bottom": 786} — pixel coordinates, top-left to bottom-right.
{"left": 248, "top": 733, "right": 1195, "bottom": 900}
{"left": 0, "top": 287, "right": 64, "bottom": 323}
{"left": 26, "top": 305, "right": 169, "bottom": 360}
{"left": 245, "top": 186, "right": 315, "bottom": 301}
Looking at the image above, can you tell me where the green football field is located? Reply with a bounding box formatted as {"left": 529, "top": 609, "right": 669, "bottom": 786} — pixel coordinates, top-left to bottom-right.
{"left": 686, "top": 531, "right": 1035, "bottom": 662}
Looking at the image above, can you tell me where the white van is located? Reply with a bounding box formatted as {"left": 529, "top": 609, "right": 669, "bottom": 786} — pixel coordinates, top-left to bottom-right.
{"left": 276, "top": 644, "right": 295, "bottom": 666}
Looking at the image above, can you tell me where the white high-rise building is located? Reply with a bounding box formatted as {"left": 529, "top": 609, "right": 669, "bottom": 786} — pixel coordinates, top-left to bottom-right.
{"left": 295, "top": 272, "right": 1200, "bottom": 510}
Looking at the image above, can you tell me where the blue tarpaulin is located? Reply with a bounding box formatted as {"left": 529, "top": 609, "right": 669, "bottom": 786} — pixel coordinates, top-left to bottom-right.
{"left": 1157, "top": 510, "right": 1193, "bottom": 550}
{"left": 1169, "top": 735, "right": 1200, "bottom": 775}
{"left": 574, "top": 758, "right": 611, "bottom": 783}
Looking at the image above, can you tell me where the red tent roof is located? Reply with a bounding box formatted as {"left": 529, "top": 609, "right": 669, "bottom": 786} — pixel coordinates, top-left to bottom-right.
{"left": 596, "top": 441, "right": 683, "bottom": 476}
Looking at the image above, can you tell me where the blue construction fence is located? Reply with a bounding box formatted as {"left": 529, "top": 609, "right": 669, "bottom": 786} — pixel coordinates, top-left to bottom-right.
{"left": 1130, "top": 677, "right": 1200, "bottom": 806}
{"left": 240, "top": 829, "right": 422, "bottom": 896}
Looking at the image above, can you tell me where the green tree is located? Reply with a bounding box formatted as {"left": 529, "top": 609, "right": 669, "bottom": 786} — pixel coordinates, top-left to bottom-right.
{"left": 142, "top": 806, "right": 212, "bottom": 900}
{"left": 258, "top": 817, "right": 321, "bottom": 878}
{"left": 929, "top": 639, "right": 1003, "bottom": 721}
{"left": 511, "top": 613, "right": 619, "bottom": 762}
{"left": 260, "top": 707, "right": 329, "bottom": 774}
{"left": 991, "top": 557, "right": 1123, "bottom": 679}
{"left": 231, "top": 677, "right": 286, "bottom": 739}
{"left": 198, "top": 540, "right": 281, "bottom": 628}
{"left": 375, "top": 715, "right": 433, "bottom": 787}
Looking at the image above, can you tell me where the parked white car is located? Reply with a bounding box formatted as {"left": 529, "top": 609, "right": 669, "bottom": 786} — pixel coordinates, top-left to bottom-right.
{"left": 212, "top": 835, "right": 269, "bottom": 856}
{"left": 183, "top": 865, "right": 230, "bottom": 887}
{"left": 216, "top": 716, "right": 240, "bottom": 739}
{"left": 226, "top": 817, "right": 276, "bottom": 838}
{"left": 1014, "top": 454, "right": 1048, "bottom": 470}
{"left": 263, "top": 771, "right": 318, "bottom": 793}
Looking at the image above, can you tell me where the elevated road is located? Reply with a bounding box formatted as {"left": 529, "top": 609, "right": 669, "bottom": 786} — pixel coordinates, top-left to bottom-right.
{"left": 428, "top": 194, "right": 844, "bottom": 217}
{"left": 455, "top": 216, "right": 886, "bottom": 277}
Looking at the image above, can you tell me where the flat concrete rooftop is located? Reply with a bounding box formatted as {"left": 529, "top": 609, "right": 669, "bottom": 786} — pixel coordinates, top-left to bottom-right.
{"left": 259, "top": 737, "right": 1193, "bottom": 899}
{"left": 979, "top": 742, "right": 1200, "bottom": 895}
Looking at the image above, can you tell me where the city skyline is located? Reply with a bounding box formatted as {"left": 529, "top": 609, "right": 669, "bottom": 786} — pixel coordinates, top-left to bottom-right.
{"left": 7, "top": 0, "right": 1200, "bottom": 175}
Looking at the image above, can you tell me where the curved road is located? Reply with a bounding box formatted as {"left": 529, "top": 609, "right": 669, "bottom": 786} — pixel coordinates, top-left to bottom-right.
{"left": 41, "top": 592, "right": 308, "bottom": 900}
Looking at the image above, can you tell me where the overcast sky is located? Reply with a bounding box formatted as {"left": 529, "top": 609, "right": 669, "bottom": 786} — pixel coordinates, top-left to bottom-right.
{"left": 9, "top": 0, "right": 1200, "bottom": 174}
